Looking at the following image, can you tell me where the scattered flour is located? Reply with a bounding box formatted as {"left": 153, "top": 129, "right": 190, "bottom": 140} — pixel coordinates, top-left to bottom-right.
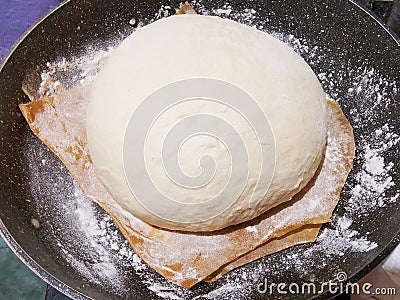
{"left": 29, "top": 1, "right": 399, "bottom": 299}
{"left": 148, "top": 284, "right": 185, "bottom": 300}
{"left": 246, "top": 225, "right": 258, "bottom": 234}
{"left": 349, "top": 138, "right": 397, "bottom": 212}
{"left": 38, "top": 48, "right": 114, "bottom": 98}
{"left": 307, "top": 216, "right": 378, "bottom": 258}
{"left": 56, "top": 182, "right": 121, "bottom": 287}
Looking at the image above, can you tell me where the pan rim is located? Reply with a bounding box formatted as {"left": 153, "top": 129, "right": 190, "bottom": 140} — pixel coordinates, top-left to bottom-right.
{"left": 350, "top": 0, "right": 400, "bottom": 45}
{"left": 0, "top": 0, "right": 71, "bottom": 72}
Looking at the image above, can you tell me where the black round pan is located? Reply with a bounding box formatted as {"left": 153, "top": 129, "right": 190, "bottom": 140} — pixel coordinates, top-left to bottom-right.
{"left": 0, "top": 1, "right": 399, "bottom": 299}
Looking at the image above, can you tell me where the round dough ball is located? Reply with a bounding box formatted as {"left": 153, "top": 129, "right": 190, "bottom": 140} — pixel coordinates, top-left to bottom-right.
{"left": 87, "top": 14, "right": 327, "bottom": 232}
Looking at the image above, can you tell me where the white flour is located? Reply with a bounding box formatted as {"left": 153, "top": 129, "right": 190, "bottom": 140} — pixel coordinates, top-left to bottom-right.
{"left": 30, "top": 2, "right": 399, "bottom": 299}
{"left": 307, "top": 216, "right": 378, "bottom": 258}
{"left": 349, "top": 133, "right": 397, "bottom": 212}
{"left": 38, "top": 48, "right": 114, "bottom": 98}
{"left": 56, "top": 182, "right": 121, "bottom": 287}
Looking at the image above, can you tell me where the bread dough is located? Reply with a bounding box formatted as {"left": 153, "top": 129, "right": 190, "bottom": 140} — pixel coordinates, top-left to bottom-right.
{"left": 86, "top": 14, "right": 327, "bottom": 231}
